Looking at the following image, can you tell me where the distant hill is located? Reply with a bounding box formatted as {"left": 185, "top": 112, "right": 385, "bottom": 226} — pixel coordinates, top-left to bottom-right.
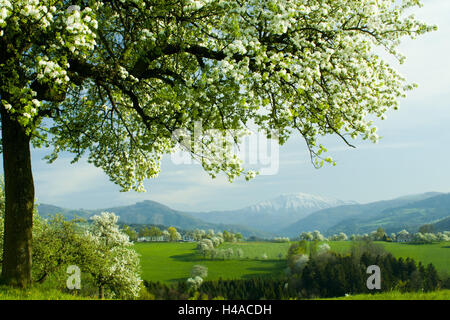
{"left": 37, "top": 200, "right": 269, "bottom": 238}
{"left": 280, "top": 192, "right": 445, "bottom": 237}
{"left": 188, "top": 193, "right": 356, "bottom": 233}
{"left": 327, "top": 193, "right": 450, "bottom": 235}
{"left": 432, "top": 216, "right": 450, "bottom": 232}
{"left": 37, "top": 203, "right": 92, "bottom": 220}
{"left": 37, "top": 191, "right": 450, "bottom": 238}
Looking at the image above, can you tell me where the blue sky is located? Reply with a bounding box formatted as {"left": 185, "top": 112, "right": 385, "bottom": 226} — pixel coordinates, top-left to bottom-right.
{"left": 20, "top": 0, "right": 450, "bottom": 211}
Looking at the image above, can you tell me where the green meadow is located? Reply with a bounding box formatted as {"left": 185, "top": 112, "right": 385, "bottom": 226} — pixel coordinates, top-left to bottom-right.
{"left": 134, "top": 242, "right": 287, "bottom": 283}
{"left": 321, "top": 290, "right": 450, "bottom": 300}
{"left": 0, "top": 241, "right": 447, "bottom": 300}
{"left": 134, "top": 241, "right": 450, "bottom": 283}
{"left": 328, "top": 241, "right": 450, "bottom": 274}
{"left": 0, "top": 286, "right": 93, "bottom": 300}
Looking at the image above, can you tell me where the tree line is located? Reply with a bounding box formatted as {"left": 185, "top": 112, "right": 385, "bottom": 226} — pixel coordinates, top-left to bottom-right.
{"left": 297, "top": 227, "right": 450, "bottom": 243}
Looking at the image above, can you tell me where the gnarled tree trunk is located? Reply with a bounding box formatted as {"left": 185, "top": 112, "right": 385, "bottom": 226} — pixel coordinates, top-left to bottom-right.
{"left": 99, "top": 285, "right": 104, "bottom": 299}
{"left": 0, "top": 108, "right": 34, "bottom": 288}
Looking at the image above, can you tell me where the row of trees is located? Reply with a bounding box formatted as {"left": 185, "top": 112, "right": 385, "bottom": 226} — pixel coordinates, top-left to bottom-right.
{"left": 299, "top": 228, "right": 392, "bottom": 242}
{"left": 186, "top": 265, "right": 209, "bottom": 291}
{"left": 297, "top": 227, "right": 450, "bottom": 243}
{"left": 299, "top": 230, "right": 327, "bottom": 241}
{"left": 349, "top": 228, "right": 450, "bottom": 243}
{"left": 123, "top": 225, "right": 182, "bottom": 242}
{"left": 197, "top": 238, "right": 236, "bottom": 260}
{"left": 393, "top": 229, "right": 450, "bottom": 243}
{"left": 273, "top": 237, "right": 290, "bottom": 243}
{"left": 188, "top": 229, "right": 243, "bottom": 242}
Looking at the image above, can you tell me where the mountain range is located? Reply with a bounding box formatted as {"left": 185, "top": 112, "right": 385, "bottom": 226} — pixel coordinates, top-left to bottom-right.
{"left": 37, "top": 191, "right": 450, "bottom": 238}
{"left": 186, "top": 193, "right": 356, "bottom": 232}
{"left": 280, "top": 192, "right": 447, "bottom": 237}
{"left": 37, "top": 201, "right": 270, "bottom": 238}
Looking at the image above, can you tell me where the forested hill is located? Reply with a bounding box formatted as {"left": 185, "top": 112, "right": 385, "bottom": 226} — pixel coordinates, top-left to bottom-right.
{"left": 433, "top": 216, "right": 450, "bottom": 232}
{"left": 281, "top": 192, "right": 449, "bottom": 236}
{"left": 327, "top": 193, "right": 450, "bottom": 235}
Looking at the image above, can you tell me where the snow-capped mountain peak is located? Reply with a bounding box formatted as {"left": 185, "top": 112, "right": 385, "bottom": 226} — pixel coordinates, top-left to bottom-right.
{"left": 248, "top": 192, "right": 356, "bottom": 213}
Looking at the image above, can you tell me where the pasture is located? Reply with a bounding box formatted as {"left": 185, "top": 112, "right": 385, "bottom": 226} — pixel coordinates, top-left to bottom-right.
{"left": 321, "top": 289, "right": 450, "bottom": 300}
{"left": 134, "top": 241, "right": 450, "bottom": 283}
{"left": 328, "top": 241, "right": 450, "bottom": 274}
{"left": 134, "top": 242, "right": 287, "bottom": 283}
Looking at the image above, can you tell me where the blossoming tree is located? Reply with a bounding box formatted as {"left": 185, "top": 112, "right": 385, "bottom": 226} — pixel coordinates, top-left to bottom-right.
{"left": 85, "top": 212, "right": 142, "bottom": 299}
{"left": 0, "top": 0, "right": 434, "bottom": 287}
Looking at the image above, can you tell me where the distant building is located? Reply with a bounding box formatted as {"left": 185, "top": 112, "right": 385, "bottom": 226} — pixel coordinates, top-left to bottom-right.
{"left": 137, "top": 236, "right": 167, "bottom": 242}
{"left": 136, "top": 235, "right": 194, "bottom": 242}
{"left": 182, "top": 235, "right": 195, "bottom": 242}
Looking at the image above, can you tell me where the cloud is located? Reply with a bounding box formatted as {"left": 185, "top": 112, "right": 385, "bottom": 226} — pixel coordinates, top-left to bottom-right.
{"left": 380, "top": 0, "right": 450, "bottom": 101}
{"left": 140, "top": 166, "right": 247, "bottom": 211}
{"left": 33, "top": 157, "right": 109, "bottom": 202}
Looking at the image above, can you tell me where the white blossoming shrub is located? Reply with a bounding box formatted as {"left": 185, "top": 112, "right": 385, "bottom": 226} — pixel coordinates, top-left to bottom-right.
{"left": 437, "top": 232, "right": 449, "bottom": 242}
{"left": 300, "top": 232, "right": 314, "bottom": 241}
{"left": 225, "top": 248, "right": 234, "bottom": 259}
{"left": 273, "top": 237, "right": 290, "bottom": 243}
{"left": 162, "top": 230, "right": 170, "bottom": 240}
{"left": 317, "top": 243, "right": 331, "bottom": 255}
{"left": 190, "top": 265, "right": 208, "bottom": 278}
{"left": 186, "top": 276, "right": 203, "bottom": 291}
{"left": 312, "top": 230, "right": 326, "bottom": 241}
{"left": 210, "top": 236, "right": 224, "bottom": 247}
{"left": 197, "top": 238, "right": 215, "bottom": 258}
{"left": 329, "top": 232, "right": 348, "bottom": 241}
{"left": 292, "top": 254, "right": 309, "bottom": 273}
{"left": 85, "top": 212, "right": 142, "bottom": 299}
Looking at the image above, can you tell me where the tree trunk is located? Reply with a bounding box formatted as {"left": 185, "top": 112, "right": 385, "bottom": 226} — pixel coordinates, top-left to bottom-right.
{"left": 99, "top": 285, "right": 104, "bottom": 299}
{"left": 0, "top": 109, "right": 34, "bottom": 288}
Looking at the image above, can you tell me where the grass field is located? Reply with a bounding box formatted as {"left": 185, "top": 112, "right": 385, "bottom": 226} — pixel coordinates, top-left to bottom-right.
{"left": 328, "top": 241, "right": 450, "bottom": 274}
{"left": 134, "top": 242, "right": 287, "bottom": 283}
{"left": 320, "top": 290, "right": 450, "bottom": 300}
{"left": 0, "top": 285, "right": 92, "bottom": 300}
{"left": 134, "top": 241, "right": 450, "bottom": 283}
{"left": 0, "top": 241, "right": 446, "bottom": 300}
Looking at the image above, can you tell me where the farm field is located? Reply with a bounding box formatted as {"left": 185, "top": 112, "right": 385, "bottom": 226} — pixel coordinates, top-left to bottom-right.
{"left": 134, "top": 242, "right": 287, "bottom": 283}
{"left": 220, "top": 241, "right": 450, "bottom": 274}
{"left": 320, "top": 289, "right": 450, "bottom": 300}
{"left": 327, "top": 241, "right": 450, "bottom": 274}
{"left": 134, "top": 241, "right": 450, "bottom": 283}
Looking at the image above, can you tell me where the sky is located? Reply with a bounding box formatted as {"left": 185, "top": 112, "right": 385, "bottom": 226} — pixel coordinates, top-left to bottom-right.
{"left": 14, "top": 0, "right": 450, "bottom": 212}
